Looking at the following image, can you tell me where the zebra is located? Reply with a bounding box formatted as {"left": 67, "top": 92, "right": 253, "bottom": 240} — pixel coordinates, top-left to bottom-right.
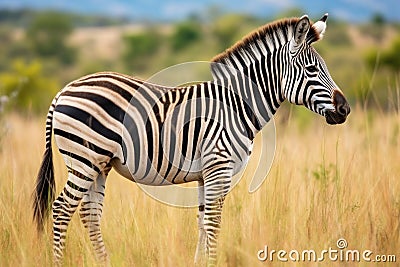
{"left": 33, "top": 14, "right": 350, "bottom": 266}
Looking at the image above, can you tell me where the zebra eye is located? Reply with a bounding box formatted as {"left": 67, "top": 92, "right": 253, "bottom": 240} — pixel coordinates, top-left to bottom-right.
{"left": 305, "top": 65, "right": 319, "bottom": 73}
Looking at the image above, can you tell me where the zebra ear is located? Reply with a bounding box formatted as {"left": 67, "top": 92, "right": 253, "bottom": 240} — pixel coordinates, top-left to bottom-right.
{"left": 293, "top": 15, "right": 311, "bottom": 45}
{"left": 312, "top": 13, "right": 328, "bottom": 40}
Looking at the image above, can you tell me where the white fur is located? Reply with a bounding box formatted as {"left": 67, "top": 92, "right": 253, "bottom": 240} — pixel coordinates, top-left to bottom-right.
{"left": 313, "top": 20, "right": 327, "bottom": 39}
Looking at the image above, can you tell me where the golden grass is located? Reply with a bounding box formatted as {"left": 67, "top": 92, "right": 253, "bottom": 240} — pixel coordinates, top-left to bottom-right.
{"left": 0, "top": 107, "right": 399, "bottom": 266}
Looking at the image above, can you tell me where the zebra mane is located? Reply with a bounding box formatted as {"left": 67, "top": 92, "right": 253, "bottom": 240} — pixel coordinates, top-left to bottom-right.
{"left": 211, "top": 17, "right": 320, "bottom": 75}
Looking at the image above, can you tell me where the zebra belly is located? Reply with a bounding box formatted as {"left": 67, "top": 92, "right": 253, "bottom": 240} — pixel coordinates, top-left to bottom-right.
{"left": 110, "top": 158, "right": 203, "bottom": 185}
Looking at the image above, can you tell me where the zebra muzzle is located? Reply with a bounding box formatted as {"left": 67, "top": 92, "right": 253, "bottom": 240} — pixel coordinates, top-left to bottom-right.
{"left": 325, "top": 90, "right": 350, "bottom": 125}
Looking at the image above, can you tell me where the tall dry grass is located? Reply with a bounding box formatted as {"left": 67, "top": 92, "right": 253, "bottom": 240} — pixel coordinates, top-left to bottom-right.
{"left": 0, "top": 106, "right": 399, "bottom": 266}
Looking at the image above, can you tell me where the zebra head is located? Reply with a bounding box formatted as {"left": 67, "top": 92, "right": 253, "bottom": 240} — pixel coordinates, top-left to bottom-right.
{"left": 283, "top": 14, "right": 350, "bottom": 124}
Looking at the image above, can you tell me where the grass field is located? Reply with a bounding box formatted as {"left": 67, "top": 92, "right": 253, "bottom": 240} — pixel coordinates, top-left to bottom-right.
{"left": 0, "top": 106, "right": 399, "bottom": 266}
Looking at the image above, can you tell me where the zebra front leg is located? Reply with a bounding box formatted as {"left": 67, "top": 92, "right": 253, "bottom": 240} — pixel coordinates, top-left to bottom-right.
{"left": 201, "top": 164, "right": 232, "bottom": 266}
{"left": 79, "top": 172, "right": 108, "bottom": 264}
{"left": 194, "top": 180, "right": 206, "bottom": 265}
{"left": 52, "top": 170, "right": 94, "bottom": 265}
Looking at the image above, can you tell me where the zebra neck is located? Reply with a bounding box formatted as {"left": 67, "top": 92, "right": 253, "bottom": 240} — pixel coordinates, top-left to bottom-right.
{"left": 211, "top": 58, "right": 283, "bottom": 139}
{"left": 209, "top": 20, "right": 295, "bottom": 136}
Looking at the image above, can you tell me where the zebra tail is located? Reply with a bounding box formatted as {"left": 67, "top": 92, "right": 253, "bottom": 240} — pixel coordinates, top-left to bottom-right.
{"left": 33, "top": 97, "right": 58, "bottom": 232}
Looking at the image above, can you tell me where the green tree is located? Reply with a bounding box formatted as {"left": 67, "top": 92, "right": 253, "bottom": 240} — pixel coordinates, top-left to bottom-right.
{"left": 380, "top": 37, "right": 400, "bottom": 71}
{"left": 365, "top": 37, "right": 400, "bottom": 71}
{"left": 213, "top": 14, "right": 240, "bottom": 49}
{"left": 212, "top": 14, "right": 257, "bottom": 50}
{"left": 0, "top": 60, "right": 59, "bottom": 114}
{"left": 122, "top": 30, "right": 161, "bottom": 72}
{"left": 371, "top": 13, "right": 386, "bottom": 26}
{"left": 171, "top": 21, "right": 202, "bottom": 51}
{"left": 26, "top": 11, "right": 76, "bottom": 64}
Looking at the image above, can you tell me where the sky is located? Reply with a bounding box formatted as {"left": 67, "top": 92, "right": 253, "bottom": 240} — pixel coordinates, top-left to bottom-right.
{"left": 0, "top": 0, "right": 399, "bottom": 22}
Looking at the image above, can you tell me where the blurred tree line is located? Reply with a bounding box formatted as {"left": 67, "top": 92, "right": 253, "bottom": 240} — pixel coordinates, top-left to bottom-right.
{"left": 0, "top": 8, "right": 399, "bottom": 116}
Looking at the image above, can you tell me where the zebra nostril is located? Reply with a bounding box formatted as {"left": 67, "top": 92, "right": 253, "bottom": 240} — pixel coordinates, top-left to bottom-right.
{"left": 337, "top": 103, "right": 350, "bottom": 116}
{"left": 333, "top": 90, "right": 350, "bottom": 116}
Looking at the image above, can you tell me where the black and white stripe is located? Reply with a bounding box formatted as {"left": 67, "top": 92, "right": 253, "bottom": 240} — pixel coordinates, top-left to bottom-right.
{"left": 33, "top": 14, "right": 349, "bottom": 266}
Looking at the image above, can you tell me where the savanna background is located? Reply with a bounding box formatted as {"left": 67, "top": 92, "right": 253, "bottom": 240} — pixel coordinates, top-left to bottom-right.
{"left": 0, "top": 1, "right": 399, "bottom": 266}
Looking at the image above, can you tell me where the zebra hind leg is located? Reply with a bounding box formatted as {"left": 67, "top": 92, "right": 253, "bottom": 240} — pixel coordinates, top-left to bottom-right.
{"left": 194, "top": 180, "right": 206, "bottom": 266}
{"left": 79, "top": 170, "right": 109, "bottom": 263}
{"left": 52, "top": 170, "right": 95, "bottom": 265}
